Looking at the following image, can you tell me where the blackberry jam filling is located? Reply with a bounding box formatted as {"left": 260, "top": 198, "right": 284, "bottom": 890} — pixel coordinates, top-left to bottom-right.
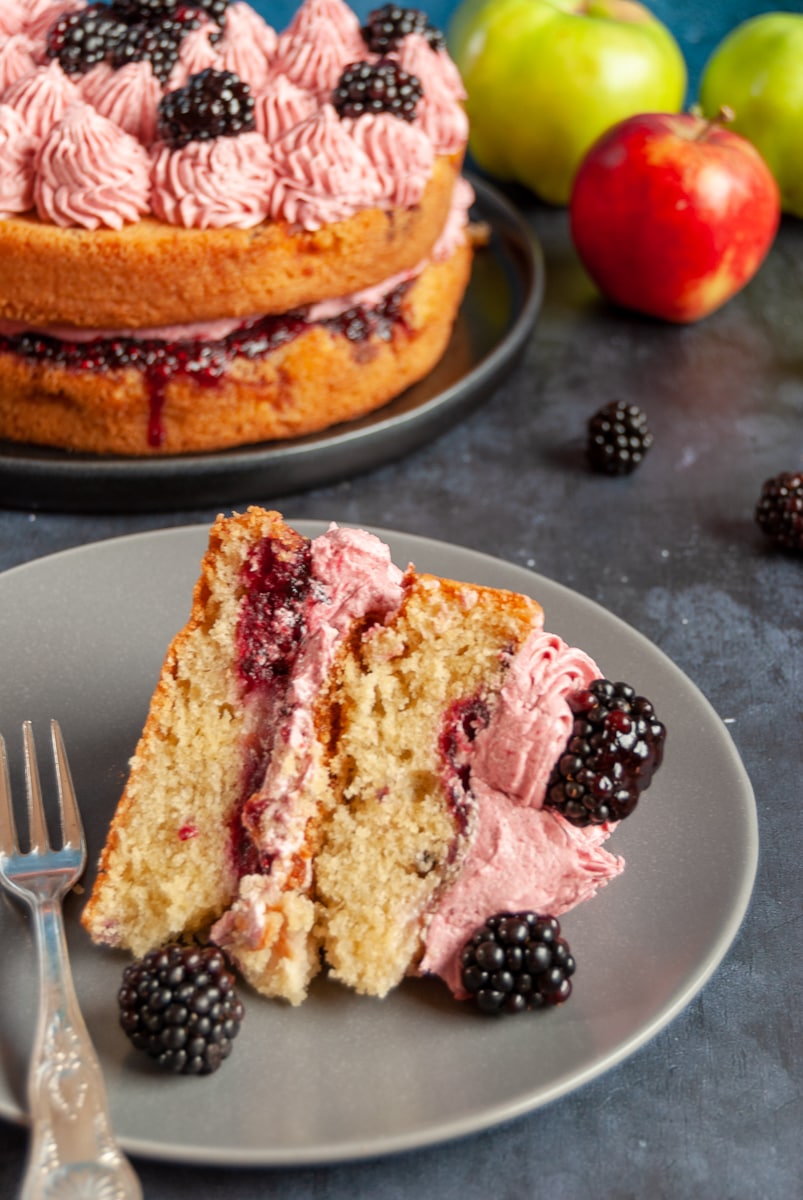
{"left": 231, "top": 531, "right": 313, "bottom": 875}
{"left": 439, "top": 695, "right": 490, "bottom": 837}
{"left": 1, "top": 282, "right": 412, "bottom": 448}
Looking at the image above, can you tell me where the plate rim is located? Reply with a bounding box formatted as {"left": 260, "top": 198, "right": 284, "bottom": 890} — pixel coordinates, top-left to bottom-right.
{"left": 0, "top": 521, "right": 759, "bottom": 1165}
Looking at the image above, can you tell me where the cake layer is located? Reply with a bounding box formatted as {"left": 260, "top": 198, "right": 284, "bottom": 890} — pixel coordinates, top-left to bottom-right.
{"left": 0, "top": 154, "right": 462, "bottom": 329}
{"left": 0, "top": 239, "right": 471, "bottom": 455}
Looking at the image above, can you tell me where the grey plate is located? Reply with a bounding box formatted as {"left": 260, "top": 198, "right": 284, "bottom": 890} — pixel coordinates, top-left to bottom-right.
{"left": 0, "top": 177, "right": 542, "bottom": 514}
{"left": 0, "top": 523, "right": 758, "bottom": 1166}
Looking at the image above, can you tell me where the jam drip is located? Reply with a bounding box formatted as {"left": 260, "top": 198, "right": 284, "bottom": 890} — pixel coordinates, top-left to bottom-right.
{"left": 1, "top": 282, "right": 412, "bottom": 447}
{"left": 230, "top": 530, "right": 313, "bottom": 876}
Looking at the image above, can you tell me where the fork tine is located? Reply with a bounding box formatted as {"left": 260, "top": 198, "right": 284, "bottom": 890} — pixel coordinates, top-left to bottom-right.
{"left": 51, "top": 719, "right": 84, "bottom": 852}
{"left": 23, "top": 720, "right": 50, "bottom": 853}
{"left": 0, "top": 734, "right": 19, "bottom": 856}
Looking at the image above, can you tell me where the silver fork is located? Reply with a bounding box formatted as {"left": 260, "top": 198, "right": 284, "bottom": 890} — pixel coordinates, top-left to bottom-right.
{"left": 0, "top": 720, "right": 142, "bottom": 1200}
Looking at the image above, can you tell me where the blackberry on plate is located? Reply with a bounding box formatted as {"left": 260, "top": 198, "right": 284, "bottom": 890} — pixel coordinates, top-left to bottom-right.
{"left": 118, "top": 942, "right": 244, "bottom": 1075}
{"left": 587, "top": 400, "right": 653, "bottom": 475}
{"left": 546, "top": 679, "right": 666, "bottom": 827}
{"left": 45, "top": 3, "right": 129, "bottom": 75}
{"left": 460, "top": 912, "right": 575, "bottom": 1015}
{"left": 157, "top": 68, "right": 255, "bottom": 147}
{"left": 361, "top": 5, "right": 446, "bottom": 53}
{"left": 755, "top": 470, "right": 803, "bottom": 553}
{"left": 333, "top": 59, "right": 423, "bottom": 122}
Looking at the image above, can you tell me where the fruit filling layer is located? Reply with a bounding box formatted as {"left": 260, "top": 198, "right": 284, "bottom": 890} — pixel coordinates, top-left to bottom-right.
{"left": 0, "top": 281, "right": 411, "bottom": 447}
{"left": 225, "top": 524, "right": 405, "bottom": 888}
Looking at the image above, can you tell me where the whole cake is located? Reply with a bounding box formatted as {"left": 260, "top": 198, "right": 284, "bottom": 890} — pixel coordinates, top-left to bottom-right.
{"left": 0, "top": 0, "right": 473, "bottom": 454}
{"left": 82, "top": 508, "right": 667, "bottom": 1007}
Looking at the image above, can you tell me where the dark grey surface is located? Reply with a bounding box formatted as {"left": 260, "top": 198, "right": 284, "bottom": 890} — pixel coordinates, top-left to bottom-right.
{"left": 0, "top": 190, "right": 800, "bottom": 1198}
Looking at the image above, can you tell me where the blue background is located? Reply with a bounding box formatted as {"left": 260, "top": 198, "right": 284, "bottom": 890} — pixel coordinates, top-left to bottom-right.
{"left": 253, "top": 1, "right": 799, "bottom": 101}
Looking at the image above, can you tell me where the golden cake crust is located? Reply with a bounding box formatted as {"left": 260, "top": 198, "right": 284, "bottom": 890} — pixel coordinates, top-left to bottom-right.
{"left": 0, "top": 240, "right": 472, "bottom": 455}
{"left": 0, "top": 155, "right": 462, "bottom": 329}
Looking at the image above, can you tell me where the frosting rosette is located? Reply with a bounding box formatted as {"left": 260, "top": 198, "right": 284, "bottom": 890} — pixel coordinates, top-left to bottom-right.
{"left": 272, "top": 0, "right": 365, "bottom": 93}
{"left": 0, "top": 103, "right": 35, "bottom": 217}
{"left": 2, "top": 60, "right": 79, "bottom": 142}
{"left": 166, "top": 18, "right": 224, "bottom": 91}
{"left": 253, "top": 73, "right": 317, "bottom": 141}
{"left": 268, "top": 103, "right": 383, "bottom": 231}
{"left": 219, "top": 2, "right": 278, "bottom": 92}
{"left": 79, "top": 61, "right": 162, "bottom": 147}
{"left": 346, "top": 111, "right": 435, "bottom": 209}
{"left": 0, "top": 34, "right": 37, "bottom": 93}
{"left": 150, "top": 131, "right": 275, "bottom": 229}
{"left": 0, "top": 0, "right": 26, "bottom": 38}
{"left": 33, "top": 101, "right": 151, "bottom": 229}
{"left": 397, "top": 33, "right": 469, "bottom": 155}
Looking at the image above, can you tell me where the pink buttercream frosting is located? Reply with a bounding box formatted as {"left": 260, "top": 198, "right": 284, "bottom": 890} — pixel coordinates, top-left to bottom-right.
{"left": 346, "top": 111, "right": 435, "bottom": 209}
{"left": 34, "top": 101, "right": 151, "bottom": 229}
{"left": 22, "top": 0, "right": 76, "bottom": 45}
{"left": 0, "top": 34, "right": 37, "bottom": 93}
{"left": 0, "top": 103, "right": 35, "bottom": 216}
{"left": 2, "top": 59, "right": 79, "bottom": 141}
{"left": 253, "top": 72, "right": 317, "bottom": 141}
{"left": 219, "top": 2, "right": 277, "bottom": 92}
{"left": 150, "top": 130, "right": 274, "bottom": 229}
{"left": 79, "top": 61, "right": 162, "bottom": 146}
{"left": 418, "top": 629, "right": 623, "bottom": 994}
{"left": 272, "top": 0, "right": 365, "bottom": 93}
{"left": 419, "top": 802, "right": 623, "bottom": 995}
{"left": 212, "top": 525, "right": 405, "bottom": 943}
{"left": 268, "top": 104, "right": 383, "bottom": 230}
{"left": 397, "top": 35, "right": 469, "bottom": 155}
{"left": 165, "top": 18, "right": 224, "bottom": 90}
{"left": 0, "top": 0, "right": 26, "bottom": 38}
{"left": 431, "top": 175, "right": 473, "bottom": 261}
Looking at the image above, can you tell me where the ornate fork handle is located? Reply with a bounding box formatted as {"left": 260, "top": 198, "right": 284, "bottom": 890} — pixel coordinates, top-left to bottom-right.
{"left": 22, "top": 896, "right": 142, "bottom": 1200}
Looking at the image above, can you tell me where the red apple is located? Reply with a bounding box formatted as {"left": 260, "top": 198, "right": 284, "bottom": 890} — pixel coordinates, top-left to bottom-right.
{"left": 569, "top": 111, "right": 781, "bottom": 323}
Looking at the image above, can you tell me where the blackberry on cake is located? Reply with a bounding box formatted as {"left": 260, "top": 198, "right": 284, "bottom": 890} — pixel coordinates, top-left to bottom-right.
{"left": 157, "top": 68, "right": 256, "bottom": 146}
{"left": 82, "top": 509, "right": 665, "bottom": 1007}
{"left": 45, "top": 3, "right": 129, "bottom": 74}
{"left": 545, "top": 679, "right": 666, "bottom": 826}
{"left": 332, "top": 59, "right": 423, "bottom": 122}
{"left": 361, "top": 5, "right": 446, "bottom": 53}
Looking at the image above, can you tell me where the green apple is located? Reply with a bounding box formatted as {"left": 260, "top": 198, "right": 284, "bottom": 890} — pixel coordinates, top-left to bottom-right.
{"left": 699, "top": 12, "right": 803, "bottom": 219}
{"left": 448, "top": 0, "right": 687, "bottom": 206}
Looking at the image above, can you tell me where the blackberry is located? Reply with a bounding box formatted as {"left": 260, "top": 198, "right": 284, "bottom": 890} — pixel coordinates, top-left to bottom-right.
{"left": 114, "top": 0, "right": 229, "bottom": 24}
{"left": 361, "top": 5, "right": 446, "bottom": 54}
{"left": 332, "top": 59, "right": 423, "bottom": 122}
{"left": 118, "top": 943, "right": 244, "bottom": 1075}
{"left": 546, "top": 679, "right": 666, "bottom": 827}
{"left": 45, "top": 3, "right": 129, "bottom": 75}
{"left": 587, "top": 400, "right": 653, "bottom": 475}
{"left": 111, "top": 11, "right": 201, "bottom": 84}
{"left": 460, "top": 912, "right": 575, "bottom": 1014}
{"left": 755, "top": 470, "right": 803, "bottom": 553}
{"left": 157, "top": 68, "right": 255, "bottom": 147}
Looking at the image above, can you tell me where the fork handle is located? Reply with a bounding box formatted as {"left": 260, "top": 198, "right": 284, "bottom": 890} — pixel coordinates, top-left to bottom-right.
{"left": 21, "top": 898, "right": 142, "bottom": 1200}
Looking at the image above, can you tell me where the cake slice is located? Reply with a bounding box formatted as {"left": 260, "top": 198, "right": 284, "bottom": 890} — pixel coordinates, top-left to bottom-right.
{"left": 83, "top": 509, "right": 662, "bottom": 1005}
